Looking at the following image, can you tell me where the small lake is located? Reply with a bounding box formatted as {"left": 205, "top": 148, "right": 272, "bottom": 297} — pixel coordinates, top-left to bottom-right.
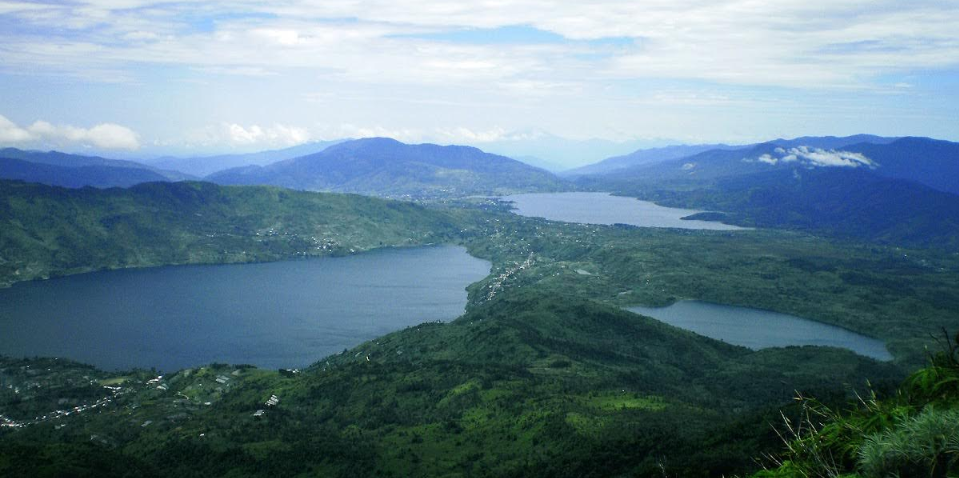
{"left": 628, "top": 301, "right": 892, "bottom": 361}
{"left": 0, "top": 246, "right": 490, "bottom": 371}
{"left": 501, "top": 192, "right": 745, "bottom": 230}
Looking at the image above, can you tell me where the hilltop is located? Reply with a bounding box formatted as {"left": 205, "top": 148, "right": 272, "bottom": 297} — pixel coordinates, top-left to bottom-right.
{"left": 206, "top": 137, "right": 568, "bottom": 198}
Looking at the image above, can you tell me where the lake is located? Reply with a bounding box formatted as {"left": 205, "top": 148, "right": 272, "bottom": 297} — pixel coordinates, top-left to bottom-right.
{"left": 501, "top": 192, "right": 745, "bottom": 230}
{"left": 0, "top": 246, "right": 490, "bottom": 371}
{"left": 628, "top": 301, "right": 892, "bottom": 361}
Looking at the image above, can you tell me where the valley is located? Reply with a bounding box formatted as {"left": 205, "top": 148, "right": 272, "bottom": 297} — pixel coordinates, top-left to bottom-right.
{"left": 2, "top": 135, "right": 958, "bottom": 477}
{"left": 4, "top": 2, "right": 959, "bottom": 475}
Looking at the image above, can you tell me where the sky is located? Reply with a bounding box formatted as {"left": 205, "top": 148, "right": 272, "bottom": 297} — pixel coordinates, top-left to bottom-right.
{"left": 0, "top": 0, "right": 958, "bottom": 161}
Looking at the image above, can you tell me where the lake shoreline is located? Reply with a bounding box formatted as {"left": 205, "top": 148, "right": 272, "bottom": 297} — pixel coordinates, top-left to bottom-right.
{"left": 627, "top": 299, "right": 893, "bottom": 361}
{"left": 500, "top": 191, "right": 747, "bottom": 230}
{"left": 0, "top": 245, "right": 491, "bottom": 371}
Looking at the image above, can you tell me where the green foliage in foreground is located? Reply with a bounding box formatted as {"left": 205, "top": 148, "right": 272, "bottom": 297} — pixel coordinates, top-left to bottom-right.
{"left": 754, "top": 332, "right": 959, "bottom": 478}
{"left": 0, "top": 292, "right": 904, "bottom": 477}
{"left": 0, "top": 180, "right": 459, "bottom": 286}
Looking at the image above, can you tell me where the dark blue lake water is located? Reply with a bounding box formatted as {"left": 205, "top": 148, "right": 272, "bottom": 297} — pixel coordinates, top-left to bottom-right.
{"left": 502, "top": 192, "right": 745, "bottom": 230}
{"left": 0, "top": 246, "right": 490, "bottom": 371}
{"left": 628, "top": 301, "right": 892, "bottom": 361}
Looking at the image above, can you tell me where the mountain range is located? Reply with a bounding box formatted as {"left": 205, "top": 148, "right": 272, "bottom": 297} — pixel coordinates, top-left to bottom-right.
{"left": 206, "top": 137, "right": 566, "bottom": 197}
{"left": 560, "top": 143, "right": 740, "bottom": 177}
{"left": 564, "top": 134, "right": 899, "bottom": 178}
{"left": 142, "top": 140, "right": 344, "bottom": 177}
{"left": 582, "top": 136, "right": 959, "bottom": 195}
{"left": 0, "top": 148, "right": 191, "bottom": 189}
{"left": 4, "top": 135, "right": 959, "bottom": 248}
{"left": 577, "top": 136, "right": 959, "bottom": 248}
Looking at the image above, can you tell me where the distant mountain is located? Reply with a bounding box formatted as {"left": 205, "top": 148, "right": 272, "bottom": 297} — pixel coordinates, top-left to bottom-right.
{"left": 561, "top": 144, "right": 739, "bottom": 177}
{"left": 589, "top": 136, "right": 956, "bottom": 195}
{"left": 0, "top": 179, "right": 461, "bottom": 287}
{"left": 568, "top": 135, "right": 898, "bottom": 179}
{"left": 0, "top": 148, "right": 191, "bottom": 188}
{"left": 207, "top": 137, "right": 568, "bottom": 197}
{"left": 479, "top": 134, "right": 653, "bottom": 170}
{"left": 144, "top": 140, "right": 345, "bottom": 177}
{"left": 513, "top": 155, "right": 567, "bottom": 172}
{"left": 579, "top": 136, "right": 959, "bottom": 248}
{"left": 768, "top": 134, "right": 899, "bottom": 150}
{"left": 654, "top": 167, "right": 959, "bottom": 248}
{"left": 0, "top": 157, "right": 171, "bottom": 189}
{"left": 607, "top": 143, "right": 790, "bottom": 183}
{"left": 0, "top": 147, "right": 189, "bottom": 180}
{"left": 842, "top": 137, "right": 959, "bottom": 195}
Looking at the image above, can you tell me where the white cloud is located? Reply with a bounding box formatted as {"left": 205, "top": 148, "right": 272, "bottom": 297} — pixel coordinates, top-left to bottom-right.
{"left": 0, "top": 114, "right": 33, "bottom": 142}
{"left": 324, "top": 124, "right": 421, "bottom": 143}
{"left": 0, "top": 114, "right": 141, "bottom": 150}
{"left": 3, "top": 1, "right": 957, "bottom": 90}
{"left": 121, "top": 30, "right": 160, "bottom": 42}
{"left": 225, "top": 123, "right": 310, "bottom": 146}
{"left": 0, "top": 2, "right": 50, "bottom": 15}
{"left": 757, "top": 153, "right": 778, "bottom": 165}
{"left": 787, "top": 146, "right": 874, "bottom": 168}
{"left": 746, "top": 145, "right": 875, "bottom": 168}
{"left": 433, "top": 126, "right": 551, "bottom": 143}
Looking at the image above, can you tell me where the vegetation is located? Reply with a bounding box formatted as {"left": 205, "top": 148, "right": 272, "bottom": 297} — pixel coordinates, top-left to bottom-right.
{"left": 0, "top": 157, "right": 173, "bottom": 189}
{"left": 0, "top": 293, "right": 905, "bottom": 477}
{"left": 601, "top": 168, "right": 959, "bottom": 249}
{"left": 754, "top": 331, "right": 959, "bottom": 477}
{"left": 4, "top": 181, "right": 959, "bottom": 365}
{"left": 0, "top": 147, "right": 190, "bottom": 187}
{"left": 4, "top": 180, "right": 959, "bottom": 363}
{"left": 207, "top": 137, "right": 569, "bottom": 198}
{"left": 573, "top": 136, "right": 959, "bottom": 249}
{"left": 451, "top": 198, "right": 959, "bottom": 366}
{"left": 2, "top": 180, "right": 958, "bottom": 475}
{"left": 0, "top": 179, "right": 460, "bottom": 287}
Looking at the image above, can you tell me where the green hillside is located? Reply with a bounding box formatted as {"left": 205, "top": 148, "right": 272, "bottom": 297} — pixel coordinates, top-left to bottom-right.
{"left": 753, "top": 332, "right": 959, "bottom": 477}
{"left": 2, "top": 181, "right": 959, "bottom": 476}
{"left": 0, "top": 293, "right": 904, "bottom": 477}
{"left": 623, "top": 168, "right": 959, "bottom": 249}
{"left": 0, "top": 180, "right": 459, "bottom": 287}
{"left": 207, "top": 137, "right": 569, "bottom": 198}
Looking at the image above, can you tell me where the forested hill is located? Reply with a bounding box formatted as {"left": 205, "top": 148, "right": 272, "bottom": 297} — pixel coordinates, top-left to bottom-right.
{"left": 0, "top": 157, "right": 172, "bottom": 189}
{"left": 563, "top": 135, "right": 897, "bottom": 179}
{"left": 206, "top": 137, "right": 568, "bottom": 197}
{"left": 0, "top": 148, "right": 191, "bottom": 188}
{"left": 578, "top": 136, "right": 959, "bottom": 249}
{"left": 580, "top": 136, "right": 958, "bottom": 195}
{"left": 0, "top": 292, "right": 904, "bottom": 477}
{"left": 2, "top": 178, "right": 958, "bottom": 476}
{"left": 641, "top": 168, "right": 959, "bottom": 249}
{"left": 0, "top": 180, "right": 459, "bottom": 287}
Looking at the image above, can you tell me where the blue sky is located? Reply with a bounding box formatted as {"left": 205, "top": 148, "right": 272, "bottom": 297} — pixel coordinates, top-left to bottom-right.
{"left": 0, "top": 0, "right": 957, "bottom": 163}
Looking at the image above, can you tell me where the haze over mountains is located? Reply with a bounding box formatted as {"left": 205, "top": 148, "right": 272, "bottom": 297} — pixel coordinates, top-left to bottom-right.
{"left": 0, "top": 147, "right": 191, "bottom": 188}
{"left": 142, "top": 140, "right": 344, "bottom": 177}
{"left": 561, "top": 144, "right": 741, "bottom": 177}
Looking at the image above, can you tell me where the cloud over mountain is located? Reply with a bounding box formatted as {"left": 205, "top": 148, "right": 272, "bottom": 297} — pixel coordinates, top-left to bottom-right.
{"left": 750, "top": 146, "right": 874, "bottom": 168}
